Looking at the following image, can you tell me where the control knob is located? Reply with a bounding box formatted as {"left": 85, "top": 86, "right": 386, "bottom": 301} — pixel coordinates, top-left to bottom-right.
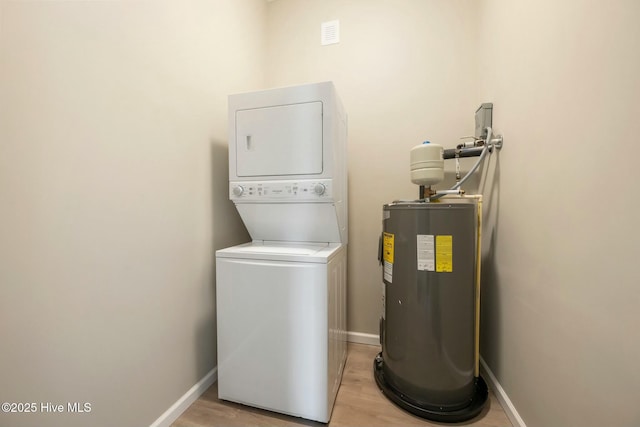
{"left": 232, "top": 185, "right": 244, "bottom": 197}
{"left": 314, "top": 183, "right": 326, "bottom": 195}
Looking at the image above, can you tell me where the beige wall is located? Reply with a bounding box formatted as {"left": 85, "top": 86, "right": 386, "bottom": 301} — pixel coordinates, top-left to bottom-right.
{"left": 266, "top": 0, "right": 480, "bottom": 333}
{"left": 0, "top": 1, "right": 261, "bottom": 426}
{"left": 477, "top": 0, "right": 640, "bottom": 426}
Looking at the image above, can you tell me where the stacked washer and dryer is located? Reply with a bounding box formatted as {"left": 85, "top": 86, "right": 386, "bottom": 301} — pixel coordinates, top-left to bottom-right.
{"left": 215, "top": 82, "right": 348, "bottom": 423}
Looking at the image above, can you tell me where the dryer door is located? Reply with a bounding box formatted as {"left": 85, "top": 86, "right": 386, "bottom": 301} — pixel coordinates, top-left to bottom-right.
{"left": 235, "top": 101, "right": 323, "bottom": 177}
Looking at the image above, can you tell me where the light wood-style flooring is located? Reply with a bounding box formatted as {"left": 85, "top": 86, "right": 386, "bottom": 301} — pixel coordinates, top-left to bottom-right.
{"left": 172, "top": 343, "right": 512, "bottom": 427}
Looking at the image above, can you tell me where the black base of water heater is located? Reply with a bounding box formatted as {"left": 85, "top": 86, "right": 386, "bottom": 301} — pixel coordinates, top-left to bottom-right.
{"left": 373, "top": 353, "right": 488, "bottom": 423}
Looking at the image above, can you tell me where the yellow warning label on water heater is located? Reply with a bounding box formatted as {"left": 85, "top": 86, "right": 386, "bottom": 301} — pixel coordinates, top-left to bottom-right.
{"left": 383, "top": 232, "right": 395, "bottom": 263}
{"left": 436, "top": 235, "right": 453, "bottom": 272}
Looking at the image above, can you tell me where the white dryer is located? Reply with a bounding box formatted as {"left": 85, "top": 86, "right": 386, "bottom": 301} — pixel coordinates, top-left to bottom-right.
{"left": 216, "top": 82, "right": 348, "bottom": 423}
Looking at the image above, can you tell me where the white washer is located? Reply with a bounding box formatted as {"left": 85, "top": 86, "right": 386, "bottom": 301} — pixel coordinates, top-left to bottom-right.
{"left": 216, "top": 241, "right": 347, "bottom": 423}
{"left": 216, "top": 82, "right": 348, "bottom": 423}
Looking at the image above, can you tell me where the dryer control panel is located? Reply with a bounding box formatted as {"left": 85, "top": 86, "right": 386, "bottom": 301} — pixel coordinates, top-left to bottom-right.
{"left": 230, "top": 179, "right": 333, "bottom": 202}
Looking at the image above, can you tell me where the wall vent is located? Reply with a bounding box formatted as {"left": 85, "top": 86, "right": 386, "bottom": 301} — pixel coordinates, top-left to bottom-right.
{"left": 321, "top": 20, "right": 340, "bottom": 45}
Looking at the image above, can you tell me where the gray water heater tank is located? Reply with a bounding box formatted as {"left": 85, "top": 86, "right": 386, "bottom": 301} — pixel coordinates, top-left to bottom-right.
{"left": 374, "top": 200, "right": 488, "bottom": 422}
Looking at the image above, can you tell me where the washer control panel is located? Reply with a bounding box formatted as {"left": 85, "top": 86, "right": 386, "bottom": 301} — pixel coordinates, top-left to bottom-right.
{"left": 230, "top": 179, "right": 333, "bottom": 201}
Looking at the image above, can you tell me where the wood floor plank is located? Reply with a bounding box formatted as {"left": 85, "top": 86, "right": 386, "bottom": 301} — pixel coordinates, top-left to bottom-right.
{"left": 172, "top": 343, "right": 512, "bottom": 427}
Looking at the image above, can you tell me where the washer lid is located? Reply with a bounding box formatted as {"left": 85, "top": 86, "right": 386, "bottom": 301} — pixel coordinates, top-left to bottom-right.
{"left": 216, "top": 241, "right": 344, "bottom": 263}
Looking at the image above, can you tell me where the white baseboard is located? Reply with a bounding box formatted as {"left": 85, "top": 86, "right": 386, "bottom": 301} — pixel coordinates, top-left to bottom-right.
{"left": 149, "top": 367, "right": 218, "bottom": 427}
{"left": 480, "top": 356, "right": 526, "bottom": 427}
{"left": 347, "top": 331, "right": 380, "bottom": 346}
